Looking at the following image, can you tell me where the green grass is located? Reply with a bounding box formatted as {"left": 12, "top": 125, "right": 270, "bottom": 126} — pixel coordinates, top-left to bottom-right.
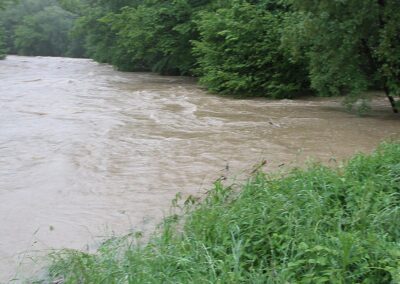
{"left": 37, "top": 142, "right": 400, "bottom": 283}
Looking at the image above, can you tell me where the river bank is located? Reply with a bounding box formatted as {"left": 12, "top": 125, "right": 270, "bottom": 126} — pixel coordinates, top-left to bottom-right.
{"left": 0, "top": 56, "right": 399, "bottom": 282}
{"left": 38, "top": 142, "right": 400, "bottom": 283}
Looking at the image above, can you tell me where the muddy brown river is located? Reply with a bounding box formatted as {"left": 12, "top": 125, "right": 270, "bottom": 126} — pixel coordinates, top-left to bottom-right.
{"left": 0, "top": 56, "right": 399, "bottom": 282}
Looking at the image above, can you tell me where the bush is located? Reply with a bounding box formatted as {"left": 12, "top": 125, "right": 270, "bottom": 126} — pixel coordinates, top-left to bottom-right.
{"left": 193, "top": 1, "right": 310, "bottom": 98}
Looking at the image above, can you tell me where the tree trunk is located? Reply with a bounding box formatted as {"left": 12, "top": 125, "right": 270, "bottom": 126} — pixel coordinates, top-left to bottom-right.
{"left": 377, "top": 0, "right": 398, "bottom": 113}
{"left": 384, "top": 87, "right": 398, "bottom": 113}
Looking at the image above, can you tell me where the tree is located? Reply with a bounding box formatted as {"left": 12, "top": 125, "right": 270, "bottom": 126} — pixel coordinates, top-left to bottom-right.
{"left": 60, "top": 0, "right": 213, "bottom": 73}
{"left": 192, "top": 1, "right": 310, "bottom": 98}
{"left": 13, "top": 5, "right": 75, "bottom": 56}
{"left": 109, "top": 0, "right": 198, "bottom": 74}
{"left": 0, "top": 0, "right": 82, "bottom": 57}
{"left": 286, "top": 0, "right": 400, "bottom": 112}
{"left": 58, "top": 0, "right": 138, "bottom": 65}
{"left": 0, "top": 0, "right": 14, "bottom": 59}
{"left": 0, "top": 25, "right": 6, "bottom": 59}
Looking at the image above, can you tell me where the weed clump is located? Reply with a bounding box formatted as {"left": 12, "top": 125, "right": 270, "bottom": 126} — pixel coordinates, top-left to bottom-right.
{"left": 43, "top": 142, "right": 400, "bottom": 283}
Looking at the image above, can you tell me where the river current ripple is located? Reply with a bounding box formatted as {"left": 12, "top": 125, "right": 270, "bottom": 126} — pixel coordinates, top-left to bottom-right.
{"left": 0, "top": 56, "right": 399, "bottom": 282}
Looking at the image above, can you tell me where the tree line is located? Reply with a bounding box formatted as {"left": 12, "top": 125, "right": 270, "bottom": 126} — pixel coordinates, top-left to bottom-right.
{"left": 1, "top": 0, "right": 399, "bottom": 112}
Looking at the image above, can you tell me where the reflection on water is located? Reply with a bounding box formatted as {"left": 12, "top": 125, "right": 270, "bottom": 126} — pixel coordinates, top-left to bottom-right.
{"left": 0, "top": 56, "right": 399, "bottom": 282}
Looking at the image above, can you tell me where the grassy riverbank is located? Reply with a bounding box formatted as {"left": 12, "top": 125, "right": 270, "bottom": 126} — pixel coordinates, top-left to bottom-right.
{"left": 38, "top": 142, "right": 400, "bottom": 283}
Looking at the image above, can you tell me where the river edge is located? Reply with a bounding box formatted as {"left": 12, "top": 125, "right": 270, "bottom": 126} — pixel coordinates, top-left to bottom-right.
{"left": 1, "top": 56, "right": 399, "bottom": 283}
{"left": 32, "top": 142, "right": 400, "bottom": 283}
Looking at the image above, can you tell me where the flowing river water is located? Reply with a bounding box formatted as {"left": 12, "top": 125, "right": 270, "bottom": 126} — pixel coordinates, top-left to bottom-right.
{"left": 0, "top": 56, "right": 399, "bottom": 282}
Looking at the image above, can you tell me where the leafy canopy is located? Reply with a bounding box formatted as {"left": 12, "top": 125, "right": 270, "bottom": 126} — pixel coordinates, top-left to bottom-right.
{"left": 285, "top": 0, "right": 400, "bottom": 111}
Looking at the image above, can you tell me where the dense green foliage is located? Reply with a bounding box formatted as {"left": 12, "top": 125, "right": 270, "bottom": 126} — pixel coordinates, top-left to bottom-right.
{"left": 14, "top": 5, "right": 74, "bottom": 56}
{"left": 108, "top": 1, "right": 197, "bottom": 74}
{"left": 57, "top": 0, "right": 311, "bottom": 97}
{"left": 286, "top": 0, "right": 400, "bottom": 111}
{"left": 0, "top": 0, "right": 77, "bottom": 57}
{"left": 0, "top": 25, "right": 6, "bottom": 59}
{"left": 38, "top": 142, "right": 400, "bottom": 283}
{"left": 0, "top": 0, "right": 12, "bottom": 58}
{"left": 193, "top": 1, "right": 309, "bottom": 98}
{"left": 59, "top": 0, "right": 211, "bottom": 73}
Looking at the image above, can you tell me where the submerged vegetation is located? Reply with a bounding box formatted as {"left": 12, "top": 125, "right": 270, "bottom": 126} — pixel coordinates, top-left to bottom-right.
{"left": 35, "top": 142, "right": 400, "bottom": 283}
{"left": 0, "top": 0, "right": 399, "bottom": 110}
